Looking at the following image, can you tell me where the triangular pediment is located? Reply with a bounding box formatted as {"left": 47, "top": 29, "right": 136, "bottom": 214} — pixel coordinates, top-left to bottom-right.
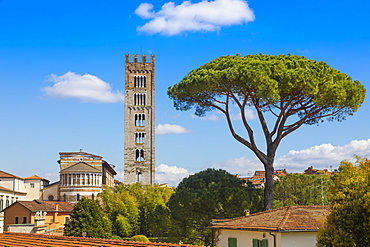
{"left": 60, "top": 162, "right": 100, "bottom": 174}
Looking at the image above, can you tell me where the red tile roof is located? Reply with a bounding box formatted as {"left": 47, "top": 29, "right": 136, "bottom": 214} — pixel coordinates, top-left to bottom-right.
{"left": 24, "top": 175, "right": 50, "bottom": 181}
{"left": 16, "top": 200, "right": 74, "bottom": 212}
{"left": 209, "top": 205, "right": 330, "bottom": 232}
{"left": 0, "top": 171, "right": 24, "bottom": 180}
{"left": 0, "top": 232, "right": 202, "bottom": 247}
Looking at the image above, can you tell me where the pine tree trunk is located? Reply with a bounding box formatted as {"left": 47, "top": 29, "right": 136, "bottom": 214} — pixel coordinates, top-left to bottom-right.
{"left": 263, "top": 162, "right": 274, "bottom": 211}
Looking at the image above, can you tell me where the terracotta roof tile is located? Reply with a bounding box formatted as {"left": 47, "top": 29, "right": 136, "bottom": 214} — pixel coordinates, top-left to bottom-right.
{"left": 16, "top": 200, "right": 74, "bottom": 212}
{"left": 24, "top": 175, "right": 50, "bottom": 181}
{"left": 0, "top": 232, "right": 203, "bottom": 247}
{"left": 0, "top": 170, "right": 24, "bottom": 180}
{"left": 209, "top": 205, "right": 330, "bottom": 232}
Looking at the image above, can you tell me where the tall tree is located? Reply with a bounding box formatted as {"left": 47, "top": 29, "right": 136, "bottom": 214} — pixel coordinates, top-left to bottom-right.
{"left": 64, "top": 198, "right": 112, "bottom": 239}
{"left": 167, "top": 54, "right": 365, "bottom": 210}
{"left": 99, "top": 183, "right": 174, "bottom": 238}
{"left": 317, "top": 158, "right": 370, "bottom": 246}
{"left": 99, "top": 185, "right": 140, "bottom": 237}
{"left": 168, "top": 168, "right": 263, "bottom": 246}
{"left": 273, "top": 173, "right": 332, "bottom": 208}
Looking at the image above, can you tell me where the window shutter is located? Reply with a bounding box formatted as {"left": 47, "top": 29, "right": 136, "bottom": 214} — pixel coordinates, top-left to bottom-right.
{"left": 228, "top": 238, "right": 237, "bottom": 247}
{"left": 252, "top": 239, "right": 259, "bottom": 247}
{"left": 262, "top": 239, "right": 268, "bottom": 247}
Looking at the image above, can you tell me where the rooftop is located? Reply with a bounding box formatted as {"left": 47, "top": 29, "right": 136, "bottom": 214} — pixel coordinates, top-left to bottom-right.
{"left": 0, "top": 171, "right": 24, "bottom": 180}
{"left": 24, "top": 175, "right": 50, "bottom": 181}
{"left": 14, "top": 200, "right": 74, "bottom": 212}
{"left": 0, "top": 232, "right": 201, "bottom": 247}
{"left": 209, "top": 205, "right": 330, "bottom": 232}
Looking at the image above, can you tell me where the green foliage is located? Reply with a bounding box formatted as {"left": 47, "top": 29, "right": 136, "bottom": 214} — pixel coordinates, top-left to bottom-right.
{"left": 273, "top": 173, "right": 332, "bottom": 208}
{"left": 168, "top": 168, "right": 264, "bottom": 246}
{"left": 130, "top": 235, "right": 150, "bottom": 242}
{"left": 168, "top": 54, "right": 365, "bottom": 210}
{"left": 168, "top": 54, "right": 365, "bottom": 121}
{"left": 317, "top": 158, "right": 370, "bottom": 246}
{"left": 64, "top": 198, "right": 112, "bottom": 239}
{"left": 99, "top": 185, "right": 140, "bottom": 237}
{"left": 99, "top": 183, "right": 174, "bottom": 238}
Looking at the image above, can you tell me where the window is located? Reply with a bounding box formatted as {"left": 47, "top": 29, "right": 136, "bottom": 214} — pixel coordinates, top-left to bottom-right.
{"left": 50, "top": 218, "right": 54, "bottom": 223}
{"left": 15, "top": 216, "right": 19, "bottom": 224}
{"left": 135, "top": 114, "right": 145, "bottom": 126}
{"left": 135, "top": 132, "right": 145, "bottom": 143}
{"left": 262, "top": 240, "right": 268, "bottom": 247}
{"left": 5, "top": 197, "right": 9, "bottom": 207}
{"left": 137, "top": 172, "right": 142, "bottom": 183}
{"left": 0, "top": 197, "right": 3, "bottom": 211}
{"left": 228, "top": 238, "right": 237, "bottom": 247}
{"left": 22, "top": 216, "right": 27, "bottom": 224}
{"left": 77, "top": 193, "right": 80, "bottom": 201}
{"left": 65, "top": 217, "right": 70, "bottom": 225}
{"left": 136, "top": 149, "right": 144, "bottom": 161}
{"left": 48, "top": 195, "right": 54, "bottom": 201}
{"left": 252, "top": 239, "right": 268, "bottom": 247}
{"left": 134, "top": 75, "right": 146, "bottom": 88}
{"left": 30, "top": 183, "right": 35, "bottom": 188}
{"left": 134, "top": 93, "right": 146, "bottom": 105}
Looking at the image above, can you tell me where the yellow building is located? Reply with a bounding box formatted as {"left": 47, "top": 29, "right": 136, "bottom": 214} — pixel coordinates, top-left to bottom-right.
{"left": 2, "top": 200, "right": 74, "bottom": 233}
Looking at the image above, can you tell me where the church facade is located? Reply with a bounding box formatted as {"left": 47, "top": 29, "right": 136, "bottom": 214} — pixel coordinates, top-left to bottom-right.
{"left": 42, "top": 150, "right": 116, "bottom": 203}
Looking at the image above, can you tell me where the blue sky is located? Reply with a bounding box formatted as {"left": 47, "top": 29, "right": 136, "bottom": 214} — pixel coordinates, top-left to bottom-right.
{"left": 1, "top": 0, "right": 370, "bottom": 186}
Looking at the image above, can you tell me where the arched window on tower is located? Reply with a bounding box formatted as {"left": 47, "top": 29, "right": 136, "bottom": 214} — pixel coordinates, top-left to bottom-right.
{"left": 135, "top": 114, "right": 145, "bottom": 126}
{"left": 134, "top": 93, "right": 146, "bottom": 106}
{"left": 135, "top": 132, "right": 145, "bottom": 143}
{"left": 134, "top": 76, "right": 147, "bottom": 88}
{"left": 136, "top": 149, "right": 144, "bottom": 161}
{"left": 137, "top": 172, "right": 142, "bottom": 183}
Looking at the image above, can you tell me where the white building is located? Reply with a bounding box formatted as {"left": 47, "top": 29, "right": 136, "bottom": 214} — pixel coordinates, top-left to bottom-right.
{"left": 42, "top": 150, "right": 117, "bottom": 203}
{"left": 0, "top": 171, "right": 29, "bottom": 211}
{"left": 209, "top": 205, "right": 330, "bottom": 247}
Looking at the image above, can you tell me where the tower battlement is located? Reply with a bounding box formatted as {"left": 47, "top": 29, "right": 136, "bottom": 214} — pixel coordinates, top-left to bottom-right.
{"left": 125, "top": 54, "right": 155, "bottom": 64}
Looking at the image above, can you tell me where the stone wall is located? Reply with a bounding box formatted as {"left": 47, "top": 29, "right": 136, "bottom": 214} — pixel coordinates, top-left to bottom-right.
{"left": 124, "top": 54, "right": 156, "bottom": 185}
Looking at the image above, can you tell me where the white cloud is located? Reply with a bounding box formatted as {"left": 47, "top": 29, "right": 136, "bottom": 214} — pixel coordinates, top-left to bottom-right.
{"left": 156, "top": 164, "right": 192, "bottom": 186}
{"left": 209, "top": 156, "right": 263, "bottom": 177}
{"left": 274, "top": 139, "right": 370, "bottom": 172}
{"left": 208, "top": 139, "right": 370, "bottom": 176}
{"left": 115, "top": 170, "right": 125, "bottom": 182}
{"left": 135, "top": 3, "right": 155, "bottom": 19}
{"left": 156, "top": 123, "right": 191, "bottom": 135}
{"left": 135, "top": 0, "right": 255, "bottom": 35}
{"left": 43, "top": 72, "right": 124, "bottom": 103}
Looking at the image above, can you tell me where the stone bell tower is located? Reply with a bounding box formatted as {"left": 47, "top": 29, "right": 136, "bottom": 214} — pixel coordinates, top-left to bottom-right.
{"left": 124, "top": 54, "right": 155, "bottom": 184}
